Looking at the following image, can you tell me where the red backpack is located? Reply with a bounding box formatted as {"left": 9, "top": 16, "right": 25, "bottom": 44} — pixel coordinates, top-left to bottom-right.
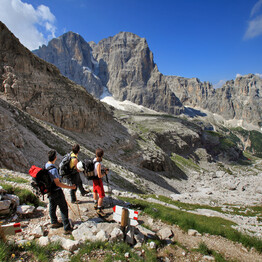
{"left": 29, "top": 165, "right": 55, "bottom": 199}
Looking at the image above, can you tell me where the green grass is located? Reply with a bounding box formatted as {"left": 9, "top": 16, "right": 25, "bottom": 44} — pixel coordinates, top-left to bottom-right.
{"left": 195, "top": 242, "right": 229, "bottom": 262}
{"left": 171, "top": 154, "right": 201, "bottom": 172}
{"left": 70, "top": 241, "right": 157, "bottom": 262}
{"left": 248, "top": 130, "right": 262, "bottom": 157}
{"left": 217, "top": 163, "right": 234, "bottom": 176}
{"left": 0, "top": 175, "right": 28, "bottom": 184}
{"left": 0, "top": 183, "right": 44, "bottom": 207}
{"left": 120, "top": 197, "right": 262, "bottom": 253}
{"left": 0, "top": 240, "right": 62, "bottom": 262}
{"left": 231, "top": 128, "right": 262, "bottom": 157}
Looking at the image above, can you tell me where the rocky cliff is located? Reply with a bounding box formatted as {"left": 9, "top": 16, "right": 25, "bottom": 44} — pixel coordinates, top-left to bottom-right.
{"left": 33, "top": 31, "right": 262, "bottom": 126}
{"left": 33, "top": 31, "right": 104, "bottom": 98}
{"left": 165, "top": 74, "right": 262, "bottom": 124}
{"left": 34, "top": 32, "right": 184, "bottom": 115}
{"left": 0, "top": 22, "right": 112, "bottom": 132}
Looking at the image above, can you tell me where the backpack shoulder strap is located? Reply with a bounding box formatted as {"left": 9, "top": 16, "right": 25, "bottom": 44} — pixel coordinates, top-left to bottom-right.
{"left": 46, "top": 165, "right": 56, "bottom": 171}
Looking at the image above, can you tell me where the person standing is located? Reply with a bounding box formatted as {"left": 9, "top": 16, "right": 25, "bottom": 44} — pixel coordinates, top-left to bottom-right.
{"left": 93, "top": 148, "right": 108, "bottom": 217}
{"left": 69, "top": 144, "right": 88, "bottom": 203}
{"left": 45, "top": 150, "right": 76, "bottom": 234}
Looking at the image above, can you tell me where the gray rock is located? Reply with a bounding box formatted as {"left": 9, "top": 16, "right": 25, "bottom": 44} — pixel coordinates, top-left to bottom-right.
{"left": 203, "top": 255, "right": 215, "bottom": 261}
{"left": 0, "top": 200, "right": 11, "bottom": 210}
{"left": 96, "top": 230, "right": 109, "bottom": 242}
{"left": 134, "top": 231, "right": 145, "bottom": 244}
{"left": 38, "top": 236, "right": 50, "bottom": 246}
{"left": 61, "top": 238, "right": 81, "bottom": 252}
{"left": 5, "top": 194, "right": 19, "bottom": 206}
{"left": 157, "top": 227, "right": 173, "bottom": 240}
{"left": 31, "top": 225, "right": 44, "bottom": 238}
{"left": 255, "top": 186, "right": 262, "bottom": 194}
{"left": 136, "top": 225, "right": 156, "bottom": 239}
{"left": 110, "top": 227, "right": 124, "bottom": 242}
{"left": 149, "top": 241, "right": 157, "bottom": 249}
{"left": 16, "top": 205, "right": 35, "bottom": 215}
{"left": 72, "top": 221, "right": 97, "bottom": 241}
{"left": 188, "top": 229, "right": 200, "bottom": 236}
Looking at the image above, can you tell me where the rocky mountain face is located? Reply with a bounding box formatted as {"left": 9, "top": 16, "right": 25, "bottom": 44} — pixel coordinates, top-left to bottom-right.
{"left": 34, "top": 31, "right": 262, "bottom": 126}
{"left": 34, "top": 32, "right": 184, "bottom": 115}
{"left": 0, "top": 22, "right": 112, "bottom": 133}
{"left": 165, "top": 74, "right": 262, "bottom": 124}
{"left": 32, "top": 31, "right": 105, "bottom": 99}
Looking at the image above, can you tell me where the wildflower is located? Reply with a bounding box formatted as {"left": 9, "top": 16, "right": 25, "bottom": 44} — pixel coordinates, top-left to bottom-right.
{"left": 11, "top": 254, "right": 15, "bottom": 258}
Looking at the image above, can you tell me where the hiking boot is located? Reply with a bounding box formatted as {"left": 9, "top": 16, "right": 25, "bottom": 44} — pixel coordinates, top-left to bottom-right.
{"left": 81, "top": 190, "right": 89, "bottom": 196}
{"left": 51, "top": 222, "right": 63, "bottom": 228}
{"left": 63, "top": 227, "right": 74, "bottom": 235}
{"left": 72, "top": 200, "right": 81, "bottom": 204}
{"left": 94, "top": 203, "right": 98, "bottom": 210}
{"left": 96, "top": 208, "right": 106, "bottom": 217}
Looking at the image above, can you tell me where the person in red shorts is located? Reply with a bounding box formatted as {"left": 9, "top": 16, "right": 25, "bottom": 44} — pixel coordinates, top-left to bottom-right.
{"left": 93, "top": 148, "right": 109, "bottom": 216}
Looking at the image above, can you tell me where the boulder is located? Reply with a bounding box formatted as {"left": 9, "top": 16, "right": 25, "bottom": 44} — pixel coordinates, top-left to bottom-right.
{"left": 61, "top": 238, "right": 81, "bottom": 252}
{"left": 0, "top": 200, "right": 12, "bottom": 211}
{"left": 157, "top": 227, "right": 173, "bottom": 240}
{"left": 17, "top": 205, "right": 35, "bottom": 215}
{"left": 38, "top": 236, "right": 50, "bottom": 246}
{"left": 5, "top": 194, "right": 19, "bottom": 206}
{"left": 31, "top": 225, "right": 44, "bottom": 238}
{"left": 110, "top": 227, "right": 124, "bottom": 242}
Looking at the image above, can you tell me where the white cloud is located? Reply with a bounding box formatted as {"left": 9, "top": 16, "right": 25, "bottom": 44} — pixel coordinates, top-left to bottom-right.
{"left": 0, "top": 0, "right": 56, "bottom": 50}
{"left": 244, "top": 15, "right": 262, "bottom": 39}
{"left": 244, "top": 1, "right": 262, "bottom": 39}
{"left": 251, "top": 0, "right": 262, "bottom": 17}
{"left": 213, "top": 80, "right": 226, "bottom": 89}
{"left": 255, "top": 73, "right": 262, "bottom": 78}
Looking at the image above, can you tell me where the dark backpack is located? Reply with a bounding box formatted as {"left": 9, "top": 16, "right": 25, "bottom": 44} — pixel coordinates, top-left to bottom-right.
{"left": 29, "top": 165, "right": 56, "bottom": 199}
{"left": 59, "top": 153, "right": 76, "bottom": 178}
{"left": 83, "top": 158, "right": 98, "bottom": 180}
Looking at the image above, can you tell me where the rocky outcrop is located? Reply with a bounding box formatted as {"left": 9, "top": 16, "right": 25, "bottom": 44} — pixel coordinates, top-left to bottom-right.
{"left": 0, "top": 22, "right": 112, "bottom": 132}
{"left": 0, "top": 104, "right": 29, "bottom": 171}
{"left": 33, "top": 30, "right": 262, "bottom": 126}
{"left": 33, "top": 32, "right": 104, "bottom": 98}
{"left": 91, "top": 32, "right": 184, "bottom": 115}
{"left": 166, "top": 74, "right": 262, "bottom": 125}
{"left": 34, "top": 31, "right": 184, "bottom": 115}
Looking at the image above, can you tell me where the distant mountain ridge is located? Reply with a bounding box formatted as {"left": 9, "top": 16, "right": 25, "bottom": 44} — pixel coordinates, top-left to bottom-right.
{"left": 33, "top": 31, "right": 262, "bottom": 126}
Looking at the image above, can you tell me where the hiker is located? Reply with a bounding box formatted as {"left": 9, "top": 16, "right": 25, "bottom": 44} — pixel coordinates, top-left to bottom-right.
{"left": 45, "top": 150, "right": 76, "bottom": 234}
{"left": 93, "top": 148, "right": 109, "bottom": 216}
{"left": 68, "top": 144, "right": 88, "bottom": 203}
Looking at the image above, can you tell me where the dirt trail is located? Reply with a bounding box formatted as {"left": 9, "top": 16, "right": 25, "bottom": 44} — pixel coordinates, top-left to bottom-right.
{"left": 63, "top": 191, "right": 262, "bottom": 261}
{"left": 2, "top": 180, "right": 262, "bottom": 262}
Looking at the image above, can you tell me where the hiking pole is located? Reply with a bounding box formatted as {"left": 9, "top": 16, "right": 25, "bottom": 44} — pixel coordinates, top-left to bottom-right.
{"left": 75, "top": 196, "right": 83, "bottom": 222}
{"left": 105, "top": 174, "right": 114, "bottom": 208}
{"left": 66, "top": 199, "right": 77, "bottom": 217}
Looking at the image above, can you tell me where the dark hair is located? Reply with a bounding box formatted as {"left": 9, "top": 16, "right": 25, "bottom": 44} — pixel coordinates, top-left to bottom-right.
{"left": 72, "top": 144, "right": 80, "bottom": 154}
{"left": 95, "top": 148, "right": 104, "bottom": 161}
{"left": 48, "top": 150, "right": 57, "bottom": 162}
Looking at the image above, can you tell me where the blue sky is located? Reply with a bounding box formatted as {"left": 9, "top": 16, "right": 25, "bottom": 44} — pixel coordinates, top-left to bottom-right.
{"left": 0, "top": 0, "right": 261, "bottom": 87}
